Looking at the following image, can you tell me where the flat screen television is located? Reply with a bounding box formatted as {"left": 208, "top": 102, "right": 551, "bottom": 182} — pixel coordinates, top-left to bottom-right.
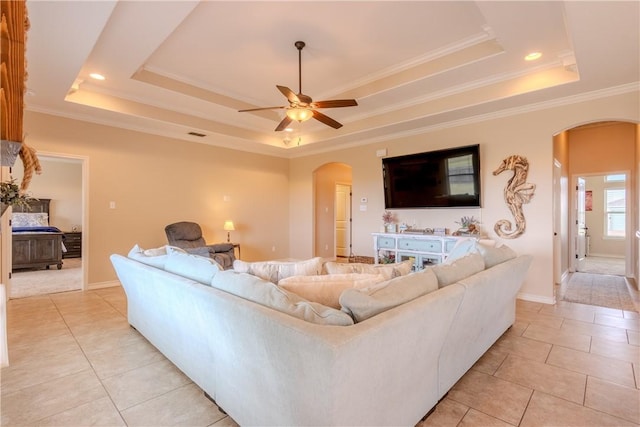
{"left": 382, "top": 144, "right": 481, "bottom": 208}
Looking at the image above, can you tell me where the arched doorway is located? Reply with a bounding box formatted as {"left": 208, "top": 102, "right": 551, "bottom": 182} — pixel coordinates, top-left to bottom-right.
{"left": 553, "top": 120, "right": 638, "bottom": 287}
{"left": 313, "top": 163, "right": 353, "bottom": 259}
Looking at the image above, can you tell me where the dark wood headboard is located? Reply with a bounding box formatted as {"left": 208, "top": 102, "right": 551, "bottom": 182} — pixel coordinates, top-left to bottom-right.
{"left": 13, "top": 198, "right": 50, "bottom": 215}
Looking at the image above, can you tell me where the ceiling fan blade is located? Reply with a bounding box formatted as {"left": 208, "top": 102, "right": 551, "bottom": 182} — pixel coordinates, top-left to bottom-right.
{"left": 276, "top": 85, "right": 299, "bottom": 103}
{"left": 312, "top": 110, "right": 343, "bottom": 129}
{"left": 311, "top": 99, "right": 358, "bottom": 109}
{"left": 275, "top": 116, "right": 293, "bottom": 131}
{"left": 238, "top": 106, "right": 285, "bottom": 112}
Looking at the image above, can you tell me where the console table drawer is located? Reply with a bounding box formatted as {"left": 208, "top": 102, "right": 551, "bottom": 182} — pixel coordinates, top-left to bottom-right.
{"left": 398, "top": 238, "right": 442, "bottom": 252}
{"left": 377, "top": 236, "right": 396, "bottom": 249}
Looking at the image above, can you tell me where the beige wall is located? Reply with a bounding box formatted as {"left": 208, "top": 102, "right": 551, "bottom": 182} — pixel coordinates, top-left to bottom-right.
{"left": 313, "top": 163, "right": 352, "bottom": 258}
{"left": 12, "top": 156, "right": 82, "bottom": 232}
{"left": 24, "top": 111, "right": 290, "bottom": 287}
{"left": 568, "top": 122, "right": 636, "bottom": 175}
{"left": 289, "top": 91, "right": 640, "bottom": 303}
{"left": 20, "top": 91, "right": 640, "bottom": 302}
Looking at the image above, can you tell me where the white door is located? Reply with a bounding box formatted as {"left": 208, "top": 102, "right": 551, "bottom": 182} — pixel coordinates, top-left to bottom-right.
{"left": 335, "top": 184, "right": 351, "bottom": 258}
{"left": 575, "top": 177, "right": 587, "bottom": 271}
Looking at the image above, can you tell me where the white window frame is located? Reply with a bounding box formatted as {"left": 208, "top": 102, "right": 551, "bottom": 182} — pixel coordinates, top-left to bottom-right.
{"left": 604, "top": 186, "right": 625, "bottom": 239}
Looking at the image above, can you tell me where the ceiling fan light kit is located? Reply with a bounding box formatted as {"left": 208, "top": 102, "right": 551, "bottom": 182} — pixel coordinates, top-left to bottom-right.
{"left": 286, "top": 107, "right": 313, "bottom": 122}
{"left": 238, "top": 41, "right": 358, "bottom": 132}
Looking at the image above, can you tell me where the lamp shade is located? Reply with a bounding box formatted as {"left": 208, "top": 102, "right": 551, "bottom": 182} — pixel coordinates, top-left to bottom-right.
{"left": 286, "top": 107, "right": 313, "bottom": 122}
{"left": 223, "top": 220, "right": 235, "bottom": 231}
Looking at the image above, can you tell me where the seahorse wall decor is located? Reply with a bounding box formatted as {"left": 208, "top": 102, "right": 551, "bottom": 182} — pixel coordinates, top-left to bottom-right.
{"left": 492, "top": 155, "right": 536, "bottom": 239}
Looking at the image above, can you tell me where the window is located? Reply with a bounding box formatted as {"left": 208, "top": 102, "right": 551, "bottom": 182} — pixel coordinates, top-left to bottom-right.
{"left": 605, "top": 174, "right": 625, "bottom": 182}
{"left": 605, "top": 187, "right": 625, "bottom": 238}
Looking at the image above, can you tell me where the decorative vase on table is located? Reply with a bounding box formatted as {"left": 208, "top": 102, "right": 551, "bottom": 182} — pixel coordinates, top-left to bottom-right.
{"left": 382, "top": 211, "right": 396, "bottom": 234}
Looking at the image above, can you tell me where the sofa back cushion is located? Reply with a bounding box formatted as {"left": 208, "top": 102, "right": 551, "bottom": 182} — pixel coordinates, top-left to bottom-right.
{"left": 339, "top": 268, "right": 439, "bottom": 322}
{"left": 324, "top": 259, "right": 413, "bottom": 280}
{"left": 127, "top": 244, "right": 181, "bottom": 269}
{"left": 164, "top": 247, "right": 222, "bottom": 284}
{"left": 432, "top": 252, "right": 485, "bottom": 287}
{"left": 278, "top": 273, "right": 386, "bottom": 309}
{"left": 445, "top": 239, "right": 516, "bottom": 269}
{"left": 476, "top": 244, "right": 517, "bottom": 268}
{"left": 233, "top": 257, "right": 323, "bottom": 283}
{"left": 211, "top": 270, "right": 354, "bottom": 326}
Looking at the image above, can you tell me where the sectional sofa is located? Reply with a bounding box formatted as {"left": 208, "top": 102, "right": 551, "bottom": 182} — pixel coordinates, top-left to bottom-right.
{"left": 110, "top": 243, "right": 531, "bottom": 426}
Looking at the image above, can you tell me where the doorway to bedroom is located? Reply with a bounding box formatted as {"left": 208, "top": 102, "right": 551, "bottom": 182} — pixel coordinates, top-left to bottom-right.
{"left": 9, "top": 154, "right": 85, "bottom": 298}
{"left": 313, "top": 163, "right": 353, "bottom": 260}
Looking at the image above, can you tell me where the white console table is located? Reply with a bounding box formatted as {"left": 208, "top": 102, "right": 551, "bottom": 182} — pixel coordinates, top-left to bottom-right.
{"left": 372, "top": 232, "right": 474, "bottom": 270}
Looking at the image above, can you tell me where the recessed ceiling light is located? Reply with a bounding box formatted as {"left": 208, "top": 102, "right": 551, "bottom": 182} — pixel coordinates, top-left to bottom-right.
{"left": 524, "top": 52, "right": 542, "bottom": 61}
{"left": 89, "top": 73, "right": 106, "bottom": 81}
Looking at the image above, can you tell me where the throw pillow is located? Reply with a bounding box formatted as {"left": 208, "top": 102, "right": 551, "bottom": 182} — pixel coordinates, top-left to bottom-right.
{"left": 211, "top": 270, "right": 354, "bottom": 326}
{"left": 232, "top": 257, "right": 324, "bottom": 283}
{"left": 445, "top": 238, "right": 478, "bottom": 263}
{"left": 127, "top": 244, "right": 183, "bottom": 269}
{"left": 278, "top": 273, "right": 386, "bottom": 309}
{"left": 477, "top": 243, "right": 517, "bottom": 268}
{"left": 324, "top": 259, "right": 413, "bottom": 280}
{"left": 339, "top": 268, "right": 439, "bottom": 322}
{"left": 11, "top": 212, "right": 49, "bottom": 227}
{"left": 164, "top": 246, "right": 221, "bottom": 284}
{"left": 445, "top": 239, "right": 498, "bottom": 264}
{"left": 431, "top": 252, "right": 485, "bottom": 287}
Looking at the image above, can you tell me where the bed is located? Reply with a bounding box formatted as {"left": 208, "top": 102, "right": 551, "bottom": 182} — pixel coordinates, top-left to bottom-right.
{"left": 12, "top": 199, "right": 64, "bottom": 270}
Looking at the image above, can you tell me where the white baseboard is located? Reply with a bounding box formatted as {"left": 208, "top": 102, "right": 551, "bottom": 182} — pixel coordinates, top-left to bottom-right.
{"left": 587, "top": 253, "right": 624, "bottom": 259}
{"left": 517, "top": 292, "right": 556, "bottom": 305}
{"left": 86, "top": 280, "right": 121, "bottom": 290}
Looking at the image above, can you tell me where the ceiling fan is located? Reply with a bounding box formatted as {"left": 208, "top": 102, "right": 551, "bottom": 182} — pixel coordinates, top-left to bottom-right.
{"left": 238, "top": 41, "right": 358, "bottom": 131}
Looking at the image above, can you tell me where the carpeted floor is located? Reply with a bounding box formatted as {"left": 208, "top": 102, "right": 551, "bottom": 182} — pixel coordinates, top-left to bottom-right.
{"left": 559, "top": 272, "right": 638, "bottom": 312}
{"left": 579, "top": 256, "right": 625, "bottom": 276}
{"left": 9, "top": 258, "right": 82, "bottom": 299}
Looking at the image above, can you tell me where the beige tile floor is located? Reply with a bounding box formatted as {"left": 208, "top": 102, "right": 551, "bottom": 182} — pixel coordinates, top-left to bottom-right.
{"left": 2, "top": 283, "right": 639, "bottom": 426}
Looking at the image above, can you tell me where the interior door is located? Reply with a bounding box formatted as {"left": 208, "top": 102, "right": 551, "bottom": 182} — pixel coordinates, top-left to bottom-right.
{"left": 335, "top": 184, "right": 351, "bottom": 258}
{"left": 575, "top": 177, "right": 587, "bottom": 271}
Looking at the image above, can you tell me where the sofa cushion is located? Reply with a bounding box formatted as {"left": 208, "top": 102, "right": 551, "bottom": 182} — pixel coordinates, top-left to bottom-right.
{"left": 211, "top": 270, "right": 354, "bottom": 326}
{"left": 278, "top": 273, "right": 386, "bottom": 309}
{"left": 127, "top": 244, "right": 183, "bottom": 269}
{"left": 339, "top": 268, "right": 439, "bottom": 322}
{"left": 432, "top": 252, "right": 485, "bottom": 287}
{"left": 164, "top": 246, "right": 221, "bottom": 284}
{"left": 324, "top": 259, "right": 413, "bottom": 280}
{"left": 476, "top": 243, "right": 517, "bottom": 268}
{"left": 233, "top": 257, "right": 323, "bottom": 283}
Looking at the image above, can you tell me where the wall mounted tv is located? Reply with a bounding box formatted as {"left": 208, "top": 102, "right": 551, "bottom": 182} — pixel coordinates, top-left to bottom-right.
{"left": 382, "top": 144, "right": 481, "bottom": 208}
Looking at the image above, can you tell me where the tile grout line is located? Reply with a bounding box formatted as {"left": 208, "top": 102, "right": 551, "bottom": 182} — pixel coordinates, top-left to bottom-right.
{"left": 49, "top": 291, "right": 129, "bottom": 426}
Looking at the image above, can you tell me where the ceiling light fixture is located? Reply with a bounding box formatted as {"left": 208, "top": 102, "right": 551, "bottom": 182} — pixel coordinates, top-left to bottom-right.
{"left": 286, "top": 107, "right": 313, "bottom": 123}
{"left": 89, "top": 73, "right": 106, "bottom": 80}
{"left": 524, "top": 52, "right": 542, "bottom": 61}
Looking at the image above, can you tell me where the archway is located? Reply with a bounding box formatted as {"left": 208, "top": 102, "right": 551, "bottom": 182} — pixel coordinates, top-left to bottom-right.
{"left": 553, "top": 120, "right": 638, "bottom": 288}
{"left": 313, "top": 163, "right": 353, "bottom": 259}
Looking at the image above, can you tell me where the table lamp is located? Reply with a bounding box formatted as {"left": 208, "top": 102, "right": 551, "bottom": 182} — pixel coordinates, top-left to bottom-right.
{"left": 223, "top": 220, "right": 235, "bottom": 243}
